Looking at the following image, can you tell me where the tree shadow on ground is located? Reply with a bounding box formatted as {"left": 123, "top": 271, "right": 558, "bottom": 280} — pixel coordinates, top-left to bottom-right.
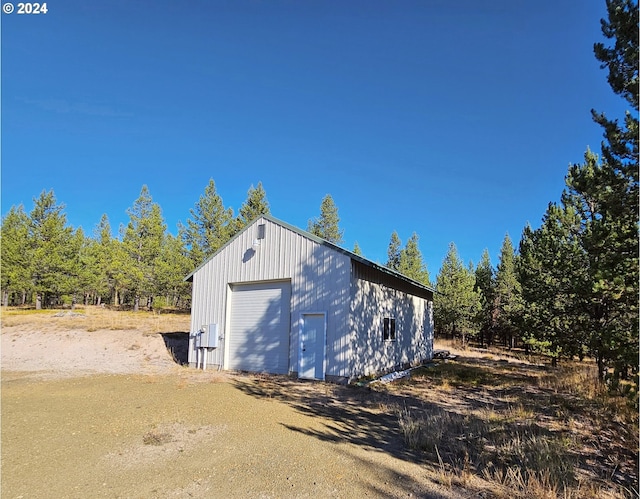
{"left": 232, "top": 373, "right": 576, "bottom": 488}
{"left": 233, "top": 375, "right": 458, "bottom": 498}
{"left": 233, "top": 375, "right": 421, "bottom": 460}
{"left": 160, "top": 332, "right": 189, "bottom": 365}
{"left": 232, "top": 357, "right": 639, "bottom": 496}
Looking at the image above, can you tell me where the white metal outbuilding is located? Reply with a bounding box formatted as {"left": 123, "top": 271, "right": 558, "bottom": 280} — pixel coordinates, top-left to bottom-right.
{"left": 185, "top": 215, "right": 434, "bottom": 384}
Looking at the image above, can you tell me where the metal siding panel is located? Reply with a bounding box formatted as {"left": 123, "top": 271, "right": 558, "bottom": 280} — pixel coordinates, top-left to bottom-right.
{"left": 325, "top": 250, "right": 352, "bottom": 378}
{"left": 349, "top": 271, "right": 433, "bottom": 378}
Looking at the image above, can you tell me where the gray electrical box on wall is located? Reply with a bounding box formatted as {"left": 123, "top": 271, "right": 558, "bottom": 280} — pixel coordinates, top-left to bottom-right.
{"left": 200, "top": 323, "right": 218, "bottom": 348}
{"left": 208, "top": 323, "right": 219, "bottom": 348}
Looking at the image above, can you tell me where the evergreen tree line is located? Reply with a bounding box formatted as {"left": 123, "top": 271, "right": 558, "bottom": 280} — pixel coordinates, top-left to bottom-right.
{"left": 2, "top": 181, "right": 434, "bottom": 312}
{"left": 431, "top": 0, "right": 638, "bottom": 388}
{"left": 431, "top": 236, "right": 523, "bottom": 351}
{"left": 1, "top": 181, "right": 271, "bottom": 311}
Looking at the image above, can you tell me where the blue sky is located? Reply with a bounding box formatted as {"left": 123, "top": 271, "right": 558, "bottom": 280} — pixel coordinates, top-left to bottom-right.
{"left": 1, "top": 1, "right": 627, "bottom": 276}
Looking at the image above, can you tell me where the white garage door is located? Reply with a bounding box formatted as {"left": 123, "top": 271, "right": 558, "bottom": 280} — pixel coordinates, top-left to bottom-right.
{"left": 228, "top": 281, "right": 291, "bottom": 374}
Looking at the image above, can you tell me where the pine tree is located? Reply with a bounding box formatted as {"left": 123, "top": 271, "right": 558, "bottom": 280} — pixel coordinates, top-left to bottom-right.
{"left": 519, "top": 206, "right": 589, "bottom": 363}
{"left": 494, "top": 234, "right": 524, "bottom": 349}
{"left": 307, "top": 194, "right": 344, "bottom": 245}
{"left": 180, "top": 179, "right": 234, "bottom": 266}
{"left": 122, "top": 186, "right": 166, "bottom": 311}
{"left": 398, "top": 233, "right": 430, "bottom": 285}
{"left": 235, "top": 182, "right": 270, "bottom": 233}
{"left": 111, "top": 229, "right": 132, "bottom": 307}
{"left": 28, "top": 190, "right": 75, "bottom": 309}
{"left": 87, "top": 214, "right": 116, "bottom": 305}
{"left": 385, "top": 231, "right": 402, "bottom": 271}
{"left": 520, "top": 0, "right": 640, "bottom": 382}
{"left": 592, "top": 0, "right": 638, "bottom": 182}
{"left": 587, "top": 0, "right": 638, "bottom": 383}
{"left": 563, "top": 148, "right": 639, "bottom": 380}
{"left": 1, "top": 205, "right": 31, "bottom": 306}
{"left": 352, "top": 241, "right": 362, "bottom": 256}
{"left": 66, "top": 227, "right": 90, "bottom": 309}
{"left": 154, "top": 233, "right": 192, "bottom": 308}
{"left": 434, "top": 242, "right": 480, "bottom": 346}
{"left": 474, "top": 249, "right": 496, "bottom": 347}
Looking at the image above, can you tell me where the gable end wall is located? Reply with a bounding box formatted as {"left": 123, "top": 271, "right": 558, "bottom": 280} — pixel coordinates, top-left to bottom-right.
{"left": 189, "top": 217, "right": 353, "bottom": 377}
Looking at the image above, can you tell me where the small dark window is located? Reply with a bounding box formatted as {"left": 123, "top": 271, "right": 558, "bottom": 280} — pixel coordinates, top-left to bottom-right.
{"left": 257, "top": 224, "right": 266, "bottom": 240}
{"left": 383, "top": 317, "right": 396, "bottom": 341}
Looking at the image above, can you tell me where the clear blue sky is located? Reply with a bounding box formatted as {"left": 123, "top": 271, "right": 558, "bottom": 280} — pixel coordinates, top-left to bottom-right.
{"left": 1, "top": 1, "right": 627, "bottom": 276}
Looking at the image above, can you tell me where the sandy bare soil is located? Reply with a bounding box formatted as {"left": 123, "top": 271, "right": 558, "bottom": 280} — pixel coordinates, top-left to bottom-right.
{"left": 2, "top": 326, "right": 182, "bottom": 378}
{"left": 2, "top": 311, "right": 636, "bottom": 498}
{"left": 1, "top": 315, "right": 465, "bottom": 499}
{"left": 1, "top": 310, "right": 192, "bottom": 379}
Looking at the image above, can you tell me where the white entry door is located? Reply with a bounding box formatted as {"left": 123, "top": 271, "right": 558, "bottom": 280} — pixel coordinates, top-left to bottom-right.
{"left": 298, "top": 313, "right": 326, "bottom": 380}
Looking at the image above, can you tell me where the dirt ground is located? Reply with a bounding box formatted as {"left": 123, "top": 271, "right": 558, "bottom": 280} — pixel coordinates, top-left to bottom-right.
{"left": 2, "top": 312, "right": 637, "bottom": 498}
{"left": 1, "top": 314, "right": 465, "bottom": 499}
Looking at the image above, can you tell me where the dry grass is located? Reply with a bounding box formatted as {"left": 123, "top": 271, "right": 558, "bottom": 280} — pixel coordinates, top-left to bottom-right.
{"left": 2, "top": 312, "right": 636, "bottom": 497}
{"left": 386, "top": 340, "right": 639, "bottom": 498}
{"left": 1, "top": 306, "right": 190, "bottom": 335}
{"left": 142, "top": 430, "right": 174, "bottom": 446}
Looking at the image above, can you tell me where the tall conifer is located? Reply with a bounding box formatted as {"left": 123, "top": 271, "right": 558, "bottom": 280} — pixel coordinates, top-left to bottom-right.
{"left": 495, "top": 234, "right": 523, "bottom": 348}
{"left": 475, "top": 249, "right": 496, "bottom": 346}
{"left": 386, "top": 231, "right": 402, "bottom": 271}
{"left": 519, "top": 0, "right": 638, "bottom": 381}
{"left": 181, "top": 179, "right": 234, "bottom": 266}
{"left": 28, "top": 190, "right": 74, "bottom": 309}
{"left": 434, "top": 242, "right": 480, "bottom": 345}
{"left": 307, "top": 194, "right": 344, "bottom": 245}
{"left": 1, "top": 205, "right": 31, "bottom": 306}
{"left": 122, "top": 186, "right": 166, "bottom": 311}
{"left": 398, "top": 233, "right": 430, "bottom": 285}
{"left": 235, "top": 182, "right": 270, "bottom": 232}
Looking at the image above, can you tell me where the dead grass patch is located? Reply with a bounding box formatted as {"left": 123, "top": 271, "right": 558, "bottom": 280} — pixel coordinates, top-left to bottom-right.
{"left": 1, "top": 306, "right": 190, "bottom": 334}
{"left": 143, "top": 431, "right": 174, "bottom": 446}
{"left": 386, "top": 342, "right": 639, "bottom": 498}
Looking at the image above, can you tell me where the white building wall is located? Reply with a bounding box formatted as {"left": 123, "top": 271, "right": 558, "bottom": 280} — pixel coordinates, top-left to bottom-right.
{"left": 188, "top": 217, "right": 353, "bottom": 377}
{"left": 349, "top": 262, "right": 434, "bottom": 379}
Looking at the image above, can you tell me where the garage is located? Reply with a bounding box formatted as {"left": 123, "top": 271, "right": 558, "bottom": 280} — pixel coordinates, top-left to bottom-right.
{"left": 187, "top": 215, "right": 434, "bottom": 382}
{"left": 227, "top": 281, "right": 291, "bottom": 374}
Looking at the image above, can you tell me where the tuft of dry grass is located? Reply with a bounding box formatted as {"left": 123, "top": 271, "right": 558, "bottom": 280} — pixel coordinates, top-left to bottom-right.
{"left": 398, "top": 405, "right": 576, "bottom": 487}
{"left": 142, "top": 431, "right": 174, "bottom": 446}
{"left": 434, "top": 338, "right": 537, "bottom": 365}
{"left": 392, "top": 341, "right": 639, "bottom": 498}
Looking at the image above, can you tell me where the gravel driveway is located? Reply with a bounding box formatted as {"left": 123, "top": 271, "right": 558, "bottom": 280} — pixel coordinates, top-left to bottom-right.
{"left": 1, "top": 324, "right": 462, "bottom": 498}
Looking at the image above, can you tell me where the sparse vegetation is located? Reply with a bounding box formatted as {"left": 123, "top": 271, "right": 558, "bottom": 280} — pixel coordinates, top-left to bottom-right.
{"left": 2, "top": 311, "right": 637, "bottom": 498}
{"left": 143, "top": 431, "right": 174, "bottom": 446}
{"left": 1, "top": 305, "right": 190, "bottom": 335}
{"left": 388, "top": 341, "right": 638, "bottom": 498}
